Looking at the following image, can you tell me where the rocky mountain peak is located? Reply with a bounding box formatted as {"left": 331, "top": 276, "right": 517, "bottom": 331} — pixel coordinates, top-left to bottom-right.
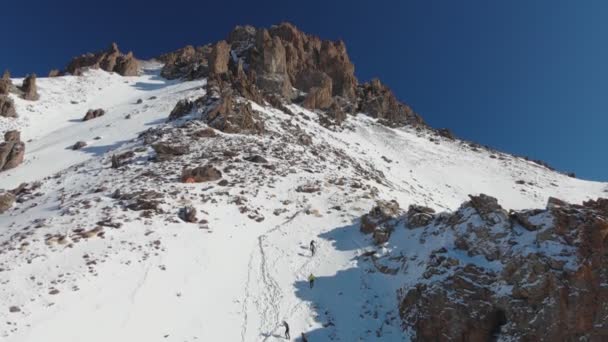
{"left": 160, "top": 22, "right": 424, "bottom": 128}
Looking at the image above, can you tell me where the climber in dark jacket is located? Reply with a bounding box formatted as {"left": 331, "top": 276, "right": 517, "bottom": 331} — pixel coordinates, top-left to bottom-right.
{"left": 301, "top": 332, "right": 309, "bottom": 342}
{"left": 310, "top": 240, "right": 316, "bottom": 257}
{"left": 283, "top": 321, "right": 290, "bottom": 339}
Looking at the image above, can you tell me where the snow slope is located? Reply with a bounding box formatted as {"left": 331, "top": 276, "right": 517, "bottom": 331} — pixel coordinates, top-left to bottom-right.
{"left": 0, "top": 66, "right": 606, "bottom": 341}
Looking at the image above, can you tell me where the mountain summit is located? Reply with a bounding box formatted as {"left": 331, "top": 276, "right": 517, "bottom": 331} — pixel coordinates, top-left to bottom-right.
{"left": 0, "top": 23, "right": 607, "bottom": 341}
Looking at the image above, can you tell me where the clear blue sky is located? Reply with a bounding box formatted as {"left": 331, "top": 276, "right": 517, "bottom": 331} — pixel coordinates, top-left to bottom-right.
{"left": 2, "top": 0, "right": 607, "bottom": 180}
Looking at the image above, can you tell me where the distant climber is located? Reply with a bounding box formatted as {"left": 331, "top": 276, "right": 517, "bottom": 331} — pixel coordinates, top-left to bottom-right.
{"left": 282, "top": 321, "right": 290, "bottom": 339}
{"left": 301, "top": 332, "right": 309, "bottom": 342}
{"left": 309, "top": 240, "right": 316, "bottom": 257}
{"left": 308, "top": 273, "right": 315, "bottom": 289}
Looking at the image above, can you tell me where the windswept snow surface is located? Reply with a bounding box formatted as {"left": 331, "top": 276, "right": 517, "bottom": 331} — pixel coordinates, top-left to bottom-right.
{"left": 0, "top": 66, "right": 606, "bottom": 341}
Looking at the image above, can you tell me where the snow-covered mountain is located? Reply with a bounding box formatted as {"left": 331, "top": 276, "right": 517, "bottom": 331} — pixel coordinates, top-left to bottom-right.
{"left": 1, "top": 23, "right": 607, "bottom": 342}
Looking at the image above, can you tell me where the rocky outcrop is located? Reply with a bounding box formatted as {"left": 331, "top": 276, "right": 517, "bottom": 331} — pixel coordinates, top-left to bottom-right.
{"left": 159, "top": 45, "right": 212, "bottom": 80}
{"left": 66, "top": 43, "right": 139, "bottom": 76}
{"left": 251, "top": 29, "right": 293, "bottom": 98}
{"left": 181, "top": 165, "right": 222, "bottom": 183}
{"left": 0, "top": 71, "right": 12, "bottom": 95}
{"left": 201, "top": 88, "right": 264, "bottom": 134}
{"left": 0, "top": 191, "right": 15, "bottom": 214}
{"left": 397, "top": 195, "right": 608, "bottom": 341}
{"left": 360, "top": 201, "right": 402, "bottom": 234}
{"left": 406, "top": 204, "right": 435, "bottom": 228}
{"left": 208, "top": 41, "right": 230, "bottom": 75}
{"left": 82, "top": 108, "right": 105, "bottom": 121}
{"left": 357, "top": 79, "right": 424, "bottom": 127}
{"left": 0, "top": 95, "right": 17, "bottom": 118}
{"left": 48, "top": 69, "right": 61, "bottom": 77}
{"left": 297, "top": 70, "right": 333, "bottom": 109}
{"left": 0, "top": 130, "right": 25, "bottom": 171}
{"left": 20, "top": 74, "right": 39, "bottom": 101}
{"left": 167, "top": 99, "right": 194, "bottom": 121}
{"left": 159, "top": 22, "right": 426, "bottom": 128}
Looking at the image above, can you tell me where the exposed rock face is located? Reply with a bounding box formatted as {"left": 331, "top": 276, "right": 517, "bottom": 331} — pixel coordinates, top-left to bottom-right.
{"left": 0, "top": 130, "right": 25, "bottom": 171}
{"left": 208, "top": 41, "right": 231, "bottom": 75}
{"left": 0, "top": 95, "right": 17, "bottom": 118}
{"left": 21, "top": 74, "right": 39, "bottom": 101}
{"left": 357, "top": 79, "right": 424, "bottom": 127}
{"left": 201, "top": 90, "right": 264, "bottom": 134}
{"left": 360, "top": 200, "right": 402, "bottom": 241}
{"left": 396, "top": 195, "right": 608, "bottom": 341}
{"left": 406, "top": 204, "right": 435, "bottom": 228}
{"left": 66, "top": 43, "right": 139, "bottom": 76}
{"left": 82, "top": 108, "right": 105, "bottom": 121}
{"left": 167, "top": 99, "right": 194, "bottom": 121}
{"left": 160, "top": 22, "right": 427, "bottom": 128}
{"left": 159, "top": 45, "right": 212, "bottom": 80}
{"left": 298, "top": 70, "right": 333, "bottom": 109}
{"left": 252, "top": 29, "right": 293, "bottom": 98}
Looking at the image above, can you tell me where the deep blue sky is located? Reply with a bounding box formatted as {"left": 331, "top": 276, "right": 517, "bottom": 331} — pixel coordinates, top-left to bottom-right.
{"left": 2, "top": 0, "right": 607, "bottom": 180}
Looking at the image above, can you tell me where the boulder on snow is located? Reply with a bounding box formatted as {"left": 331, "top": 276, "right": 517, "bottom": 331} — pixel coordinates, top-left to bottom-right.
{"left": 82, "top": 108, "right": 105, "bottom": 121}
{"left": 152, "top": 142, "right": 190, "bottom": 160}
{"left": 181, "top": 165, "right": 222, "bottom": 183}
{"left": 179, "top": 206, "right": 198, "bottom": 223}
{"left": 360, "top": 200, "right": 401, "bottom": 234}
{"left": 72, "top": 141, "right": 87, "bottom": 150}
{"left": 0, "top": 191, "right": 16, "bottom": 214}
{"left": 0, "top": 95, "right": 17, "bottom": 118}
{"left": 0, "top": 130, "right": 25, "bottom": 171}
{"left": 20, "top": 74, "right": 39, "bottom": 101}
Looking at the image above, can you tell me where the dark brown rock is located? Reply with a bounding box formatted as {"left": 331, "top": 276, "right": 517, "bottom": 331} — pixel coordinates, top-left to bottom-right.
{"left": 399, "top": 196, "right": 608, "bottom": 341}
{"left": 0, "top": 131, "right": 25, "bottom": 171}
{"left": 180, "top": 206, "right": 198, "bottom": 223}
{"left": 0, "top": 95, "right": 17, "bottom": 118}
{"left": 208, "top": 40, "right": 230, "bottom": 75}
{"left": 66, "top": 43, "right": 139, "bottom": 76}
{"left": 0, "top": 72, "right": 11, "bottom": 95}
{"left": 167, "top": 99, "right": 194, "bottom": 121}
{"left": 82, "top": 108, "right": 105, "bottom": 121}
{"left": 72, "top": 141, "right": 87, "bottom": 150}
{"left": 152, "top": 142, "right": 189, "bottom": 159}
{"left": 253, "top": 29, "right": 293, "bottom": 98}
{"left": 357, "top": 79, "right": 424, "bottom": 127}
{"left": 4, "top": 130, "right": 20, "bottom": 142}
{"left": 181, "top": 165, "right": 222, "bottom": 183}
{"left": 0, "top": 191, "right": 15, "bottom": 213}
{"left": 21, "top": 74, "right": 39, "bottom": 101}
{"left": 203, "top": 92, "right": 264, "bottom": 134}
{"left": 407, "top": 205, "right": 435, "bottom": 228}
{"left": 159, "top": 44, "right": 212, "bottom": 80}
{"left": 360, "top": 200, "right": 401, "bottom": 234}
